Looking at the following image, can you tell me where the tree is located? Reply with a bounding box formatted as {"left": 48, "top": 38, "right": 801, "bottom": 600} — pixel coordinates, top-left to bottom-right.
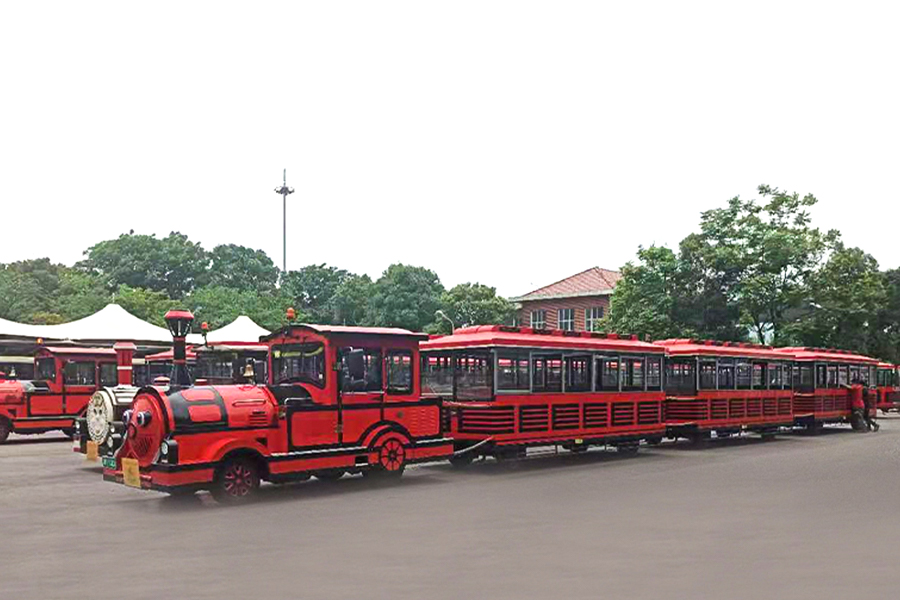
{"left": 332, "top": 274, "right": 374, "bottom": 326}
{"left": 80, "top": 231, "right": 208, "bottom": 299}
{"left": 113, "top": 285, "right": 179, "bottom": 327}
{"left": 187, "top": 286, "right": 296, "bottom": 332}
{"left": 280, "top": 264, "right": 351, "bottom": 324}
{"left": 366, "top": 264, "right": 444, "bottom": 331}
{"left": 201, "top": 244, "right": 279, "bottom": 292}
{"left": 431, "top": 283, "right": 515, "bottom": 334}
{"left": 870, "top": 269, "right": 900, "bottom": 363}
{"left": 53, "top": 270, "right": 110, "bottom": 321}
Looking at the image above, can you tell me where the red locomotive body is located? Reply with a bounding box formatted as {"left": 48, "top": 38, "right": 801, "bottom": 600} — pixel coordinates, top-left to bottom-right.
{"left": 775, "top": 347, "right": 878, "bottom": 430}
{"left": 421, "top": 325, "right": 666, "bottom": 462}
{"left": 103, "top": 324, "right": 452, "bottom": 502}
{"left": 0, "top": 346, "right": 120, "bottom": 443}
{"left": 875, "top": 362, "right": 900, "bottom": 414}
{"left": 657, "top": 340, "right": 794, "bottom": 441}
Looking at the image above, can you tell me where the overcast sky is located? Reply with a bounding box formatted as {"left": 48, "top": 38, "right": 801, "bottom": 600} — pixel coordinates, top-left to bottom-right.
{"left": 1, "top": 1, "right": 897, "bottom": 298}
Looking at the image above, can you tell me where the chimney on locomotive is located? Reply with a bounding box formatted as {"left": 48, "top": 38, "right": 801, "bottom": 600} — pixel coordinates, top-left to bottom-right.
{"left": 112, "top": 341, "right": 137, "bottom": 386}
{"left": 164, "top": 309, "right": 194, "bottom": 388}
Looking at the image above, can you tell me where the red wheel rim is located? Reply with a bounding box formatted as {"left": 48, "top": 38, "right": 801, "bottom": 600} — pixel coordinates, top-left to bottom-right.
{"left": 379, "top": 439, "right": 405, "bottom": 471}
{"left": 223, "top": 463, "right": 254, "bottom": 497}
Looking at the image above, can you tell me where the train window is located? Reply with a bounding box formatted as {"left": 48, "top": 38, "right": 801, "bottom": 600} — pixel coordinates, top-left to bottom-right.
{"left": 767, "top": 363, "right": 781, "bottom": 389}
{"left": 36, "top": 357, "right": 56, "bottom": 382}
{"left": 100, "top": 363, "right": 118, "bottom": 387}
{"left": 64, "top": 361, "right": 96, "bottom": 386}
{"left": 275, "top": 343, "right": 327, "bottom": 388}
{"left": 752, "top": 363, "right": 766, "bottom": 389}
{"left": 665, "top": 360, "right": 696, "bottom": 395}
{"left": 849, "top": 365, "right": 860, "bottom": 384}
{"left": 699, "top": 360, "right": 716, "bottom": 390}
{"left": 860, "top": 366, "right": 872, "bottom": 386}
{"left": 622, "top": 356, "right": 645, "bottom": 391}
{"left": 736, "top": 362, "right": 751, "bottom": 390}
{"left": 838, "top": 365, "right": 849, "bottom": 387}
{"left": 596, "top": 357, "right": 620, "bottom": 391}
{"left": 532, "top": 355, "right": 562, "bottom": 393}
{"left": 421, "top": 353, "right": 453, "bottom": 396}
{"left": 497, "top": 352, "right": 530, "bottom": 392}
{"left": 564, "top": 355, "right": 592, "bottom": 392}
{"left": 337, "top": 347, "right": 380, "bottom": 392}
{"left": 386, "top": 351, "right": 413, "bottom": 395}
{"left": 718, "top": 359, "right": 735, "bottom": 390}
{"left": 826, "top": 365, "right": 838, "bottom": 388}
{"left": 646, "top": 357, "right": 662, "bottom": 390}
{"left": 456, "top": 352, "right": 492, "bottom": 400}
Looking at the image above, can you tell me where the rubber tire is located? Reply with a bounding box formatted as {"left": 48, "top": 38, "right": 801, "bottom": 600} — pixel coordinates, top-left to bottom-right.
{"left": 315, "top": 469, "right": 346, "bottom": 482}
{"left": 210, "top": 457, "right": 260, "bottom": 504}
{"left": 449, "top": 453, "right": 476, "bottom": 468}
{"left": 0, "top": 418, "right": 10, "bottom": 444}
{"left": 365, "top": 439, "right": 407, "bottom": 479}
{"left": 617, "top": 443, "right": 639, "bottom": 455}
{"left": 61, "top": 428, "right": 75, "bottom": 440}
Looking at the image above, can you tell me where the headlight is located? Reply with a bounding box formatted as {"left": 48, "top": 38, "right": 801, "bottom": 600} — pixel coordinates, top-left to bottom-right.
{"left": 160, "top": 441, "right": 169, "bottom": 456}
{"left": 107, "top": 437, "right": 115, "bottom": 448}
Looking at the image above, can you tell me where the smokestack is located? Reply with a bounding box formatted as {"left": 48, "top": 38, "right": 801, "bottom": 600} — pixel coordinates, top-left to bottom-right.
{"left": 164, "top": 309, "right": 194, "bottom": 387}
{"left": 113, "top": 341, "right": 137, "bottom": 386}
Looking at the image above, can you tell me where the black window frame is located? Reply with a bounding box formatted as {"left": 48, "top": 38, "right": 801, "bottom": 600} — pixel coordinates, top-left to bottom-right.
{"left": 455, "top": 351, "right": 493, "bottom": 401}
{"left": 64, "top": 361, "right": 97, "bottom": 386}
{"left": 564, "top": 354, "right": 592, "bottom": 392}
{"left": 385, "top": 350, "right": 414, "bottom": 395}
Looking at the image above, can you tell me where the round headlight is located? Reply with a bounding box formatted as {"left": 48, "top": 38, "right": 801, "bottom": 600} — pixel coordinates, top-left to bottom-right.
{"left": 107, "top": 437, "right": 115, "bottom": 448}
{"left": 160, "top": 441, "right": 169, "bottom": 456}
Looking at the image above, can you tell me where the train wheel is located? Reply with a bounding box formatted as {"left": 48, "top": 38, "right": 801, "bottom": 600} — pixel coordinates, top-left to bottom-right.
{"left": 315, "top": 469, "right": 346, "bottom": 482}
{"left": 449, "top": 452, "right": 475, "bottom": 468}
{"left": 376, "top": 438, "right": 407, "bottom": 478}
{"left": 211, "top": 457, "right": 259, "bottom": 504}
{"left": 616, "top": 442, "right": 639, "bottom": 455}
{"left": 0, "top": 418, "right": 10, "bottom": 444}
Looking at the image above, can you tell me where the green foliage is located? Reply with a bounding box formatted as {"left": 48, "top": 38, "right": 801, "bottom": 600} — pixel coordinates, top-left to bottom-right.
{"left": 280, "top": 264, "right": 351, "bottom": 324}
{"left": 201, "top": 244, "right": 279, "bottom": 292}
{"left": 366, "top": 264, "right": 444, "bottom": 332}
{"left": 331, "top": 274, "right": 374, "bottom": 326}
{"left": 80, "top": 231, "right": 208, "bottom": 299}
{"left": 187, "top": 285, "right": 296, "bottom": 332}
{"left": 870, "top": 269, "right": 900, "bottom": 363}
{"left": 431, "top": 283, "right": 515, "bottom": 334}
{"left": 112, "top": 285, "right": 180, "bottom": 327}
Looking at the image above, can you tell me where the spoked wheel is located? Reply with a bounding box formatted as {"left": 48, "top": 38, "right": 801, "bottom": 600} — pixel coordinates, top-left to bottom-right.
{"left": 0, "top": 418, "right": 10, "bottom": 444}
{"left": 365, "top": 438, "right": 407, "bottom": 479}
{"left": 211, "top": 457, "right": 259, "bottom": 504}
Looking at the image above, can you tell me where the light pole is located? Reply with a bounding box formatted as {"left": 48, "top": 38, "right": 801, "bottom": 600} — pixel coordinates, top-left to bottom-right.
{"left": 274, "top": 169, "right": 294, "bottom": 273}
{"left": 435, "top": 310, "right": 455, "bottom": 334}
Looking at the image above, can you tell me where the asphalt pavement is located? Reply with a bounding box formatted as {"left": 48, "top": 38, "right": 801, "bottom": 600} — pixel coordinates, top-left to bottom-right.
{"left": 2, "top": 418, "right": 899, "bottom": 600}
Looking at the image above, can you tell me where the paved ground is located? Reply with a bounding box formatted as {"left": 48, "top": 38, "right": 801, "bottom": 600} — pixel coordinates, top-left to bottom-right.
{"left": 2, "top": 418, "right": 899, "bottom": 600}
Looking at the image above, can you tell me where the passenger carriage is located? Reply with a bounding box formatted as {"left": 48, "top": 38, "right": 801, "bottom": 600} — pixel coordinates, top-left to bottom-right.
{"left": 420, "top": 325, "right": 667, "bottom": 463}
{"left": 656, "top": 339, "right": 794, "bottom": 442}
{"left": 774, "top": 347, "right": 878, "bottom": 431}
{"left": 875, "top": 362, "right": 900, "bottom": 414}
{"left": 0, "top": 345, "right": 122, "bottom": 443}
{"left": 103, "top": 316, "right": 453, "bottom": 502}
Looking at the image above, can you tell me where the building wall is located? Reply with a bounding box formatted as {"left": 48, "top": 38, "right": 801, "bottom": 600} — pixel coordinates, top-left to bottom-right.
{"left": 518, "top": 295, "right": 611, "bottom": 332}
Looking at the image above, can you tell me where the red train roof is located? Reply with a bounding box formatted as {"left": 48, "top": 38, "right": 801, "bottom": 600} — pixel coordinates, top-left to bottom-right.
{"left": 876, "top": 362, "right": 896, "bottom": 369}
{"left": 39, "top": 347, "right": 116, "bottom": 357}
{"left": 655, "top": 339, "right": 788, "bottom": 360}
{"left": 774, "top": 347, "right": 878, "bottom": 364}
{"left": 262, "top": 324, "right": 428, "bottom": 342}
{"left": 421, "top": 325, "right": 664, "bottom": 354}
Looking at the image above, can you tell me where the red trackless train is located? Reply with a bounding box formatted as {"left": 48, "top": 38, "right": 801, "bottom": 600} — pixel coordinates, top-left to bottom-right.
{"left": 103, "top": 324, "right": 453, "bottom": 502}
{"left": 775, "top": 347, "right": 878, "bottom": 431}
{"left": 656, "top": 339, "right": 795, "bottom": 442}
{"left": 875, "top": 362, "right": 900, "bottom": 414}
{"left": 0, "top": 346, "right": 123, "bottom": 443}
{"left": 420, "top": 325, "right": 667, "bottom": 463}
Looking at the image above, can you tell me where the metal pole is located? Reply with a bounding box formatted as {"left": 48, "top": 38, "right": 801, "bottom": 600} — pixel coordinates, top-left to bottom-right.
{"left": 274, "top": 169, "right": 295, "bottom": 275}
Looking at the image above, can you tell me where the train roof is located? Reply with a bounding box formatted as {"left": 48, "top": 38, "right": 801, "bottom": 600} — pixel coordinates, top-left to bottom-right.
{"left": 262, "top": 324, "right": 429, "bottom": 342}
{"left": 774, "top": 347, "right": 878, "bottom": 364}
{"left": 421, "top": 325, "right": 664, "bottom": 354}
{"left": 877, "top": 362, "right": 896, "bottom": 369}
{"left": 38, "top": 346, "right": 117, "bottom": 357}
{"left": 655, "top": 339, "right": 789, "bottom": 360}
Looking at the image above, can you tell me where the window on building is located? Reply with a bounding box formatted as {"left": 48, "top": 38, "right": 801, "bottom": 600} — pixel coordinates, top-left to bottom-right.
{"left": 532, "top": 354, "right": 562, "bottom": 392}
{"left": 421, "top": 353, "right": 453, "bottom": 396}
{"left": 338, "top": 347, "right": 381, "bottom": 392}
{"left": 530, "top": 310, "right": 546, "bottom": 330}
{"left": 564, "top": 355, "right": 592, "bottom": 392}
{"left": 558, "top": 309, "right": 575, "bottom": 331}
{"left": 100, "top": 363, "right": 118, "bottom": 387}
{"left": 64, "top": 361, "right": 96, "bottom": 386}
{"left": 386, "top": 351, "right": 413, "bottom": 395}
{"left": 497, "top": 351, "right": 530, "bottom": 392}
{"left": 596, "top": 356, "right": 620, "bottom": 391}
{"left": 699, "top": 360, "right": 717, "bottom": 390}
{"left": 455, "top": 351, "right": 492, "bottom": 400}
{"left": 646, "top": 357, "right": 662, "bottom": 390}
{"left": 585, "top": 307, "right": 604, "bottom": 332}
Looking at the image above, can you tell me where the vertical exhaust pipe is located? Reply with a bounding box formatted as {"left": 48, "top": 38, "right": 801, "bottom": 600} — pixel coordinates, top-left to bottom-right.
{"left": 164, "top": 309, "right": 194, "bottom": 388}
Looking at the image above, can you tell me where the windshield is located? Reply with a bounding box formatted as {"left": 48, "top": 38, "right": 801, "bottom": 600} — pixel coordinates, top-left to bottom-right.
{"left": 272, "top": 343, "right": 325, "bottom": 387}
{"left": 35, "top": 358, "right": 57, "bottom": 382}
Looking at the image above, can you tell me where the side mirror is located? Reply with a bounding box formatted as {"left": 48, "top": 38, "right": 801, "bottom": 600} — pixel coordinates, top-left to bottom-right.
{"left": 346, "top": 348, "right": 366, "bottom": 384}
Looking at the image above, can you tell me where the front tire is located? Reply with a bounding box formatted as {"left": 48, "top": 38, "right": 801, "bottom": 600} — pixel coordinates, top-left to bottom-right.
{"left": 0, "top": 418, "right": 10, "bottom": 444}
{"left": 211, "top": 457, "right": 260, "bottom": 504}
{"left": 366, "top": 438, "right": 407, "bottom": 479}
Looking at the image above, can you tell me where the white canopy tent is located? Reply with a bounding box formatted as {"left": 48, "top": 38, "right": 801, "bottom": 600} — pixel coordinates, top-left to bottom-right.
{"left": 204, "top": 316, "right": 270, "bottom": 343}
{"left": 0, "top": 304, "right": 173, "bottom": 344}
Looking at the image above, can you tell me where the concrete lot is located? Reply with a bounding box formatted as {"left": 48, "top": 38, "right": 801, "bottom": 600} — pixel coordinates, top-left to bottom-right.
{"left": 2, "top": 419, "right": 899, "bottom": 600}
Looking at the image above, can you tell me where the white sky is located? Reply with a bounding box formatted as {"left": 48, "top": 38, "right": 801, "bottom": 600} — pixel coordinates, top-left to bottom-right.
{"left": 1, "top": 1, "right": 897, "bottom": 298}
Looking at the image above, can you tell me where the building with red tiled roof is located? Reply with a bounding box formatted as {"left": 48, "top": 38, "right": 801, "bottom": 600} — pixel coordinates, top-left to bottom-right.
{"left": 511, "top": 267, "right": 622, "bottom": 332}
